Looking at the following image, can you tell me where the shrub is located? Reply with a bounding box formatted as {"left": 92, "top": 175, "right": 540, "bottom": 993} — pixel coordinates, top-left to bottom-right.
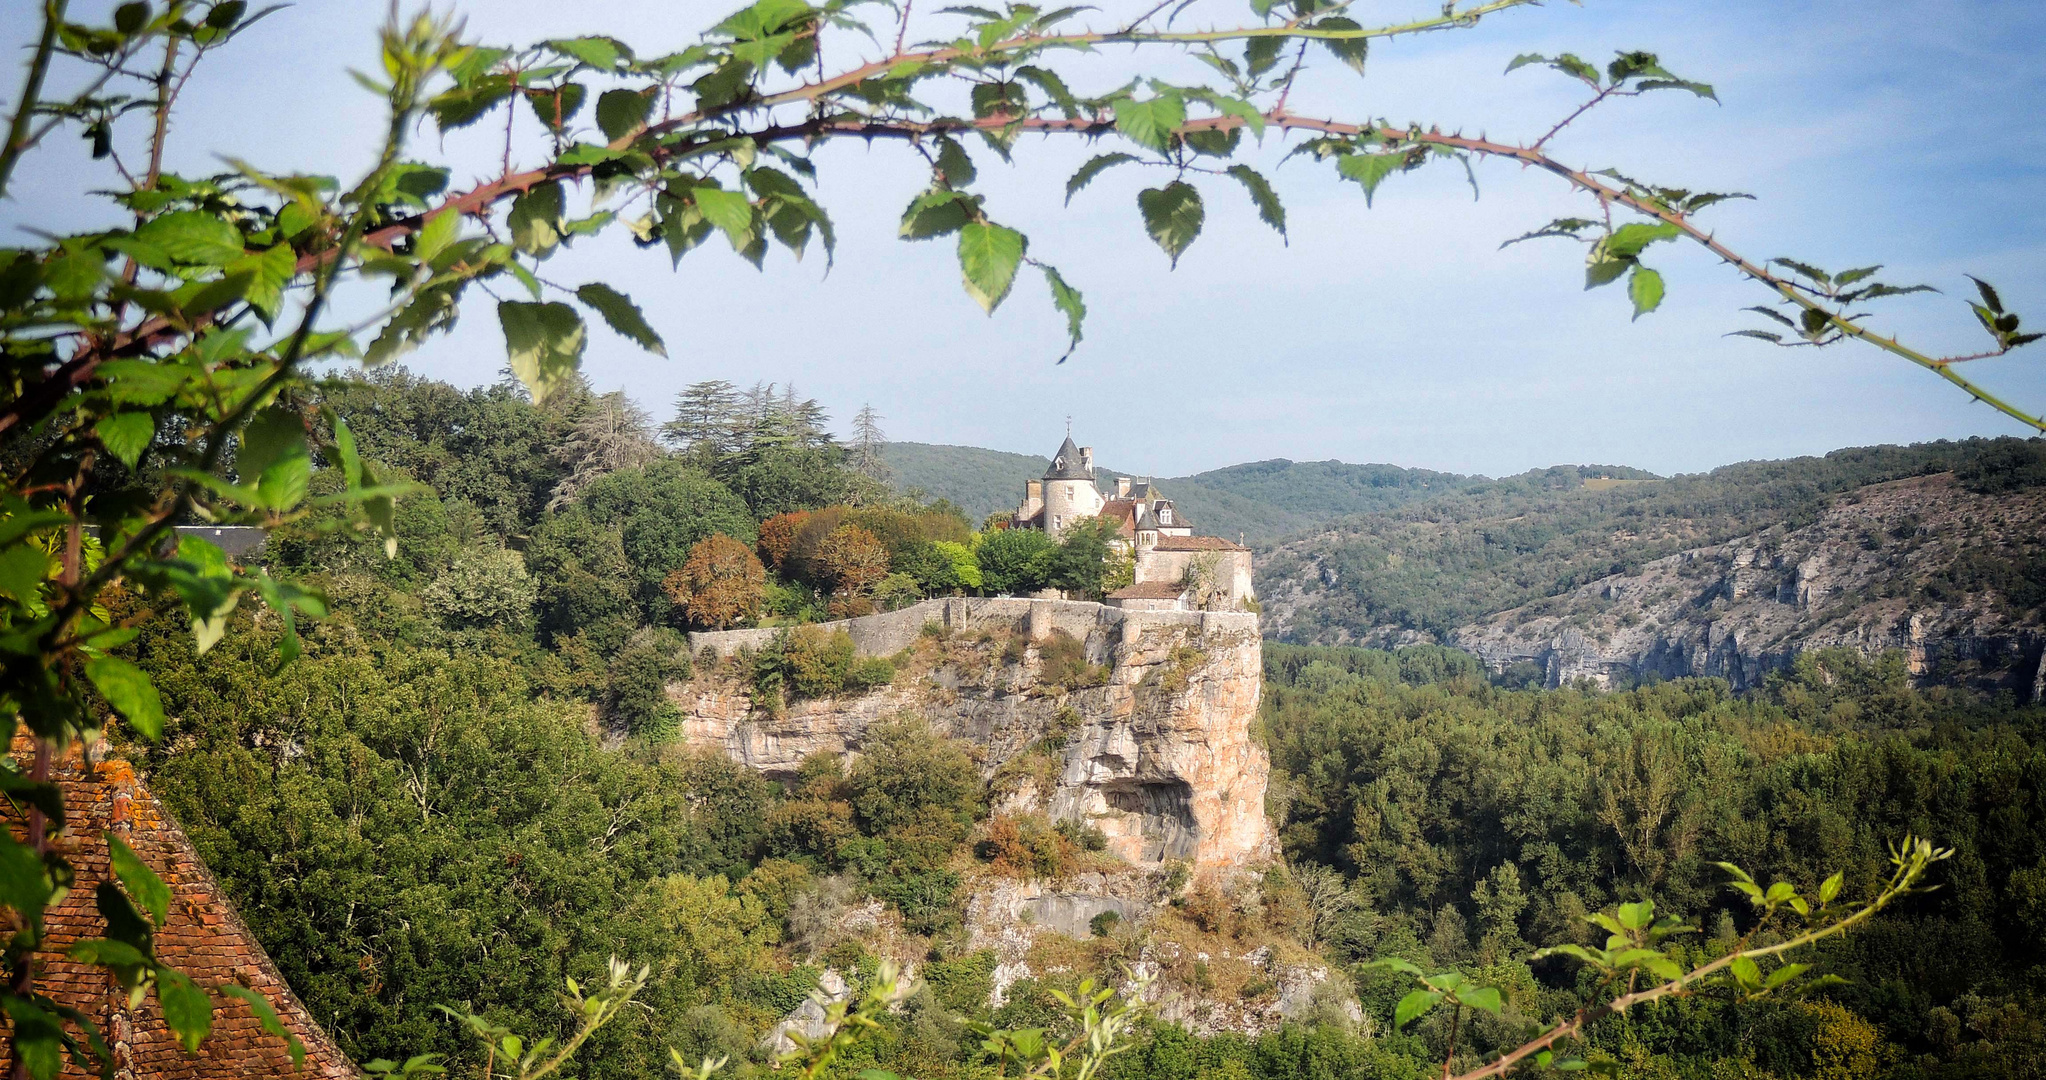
{"left": 931, "top": 540, "right": 983, "bottom": 590}
{"left": 1037, "top": 630, "right": 1106, "bottom": 690}
{"left": 817, "top": 524, "right": 891, "bottom": 600}
{"left": 607, "top": 628, "right": 691, "bottom": 739}
{"left": 663, "top": 533, "right": 767, "bottom": 629}
{"left": 848, "top": 655, "right": 896, "bottom": 692}
{"left": 422, "top": 544, "right": 538, "bottom": 628}
{"left": 977, "top": 813, "right": 1077, "bottom": 879}
{"left": 1089, "top": 911, "right": 1122, "bottom": 937}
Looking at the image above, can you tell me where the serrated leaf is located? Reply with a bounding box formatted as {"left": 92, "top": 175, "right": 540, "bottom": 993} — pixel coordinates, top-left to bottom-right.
{"left": 1041, "top": 263, "right": 1085, "bottom": 359}
{"left": 1730, "top": 955, "right": 1761, "bottom": 990}
{"left": 1457, "top": 986, "right": 1503, "bottom": 1014}
{"left": 900, "top": 189, "right": 973, "bottom": 240}
{"left": 1726, "top": 330, "right": 1785, "bottom": 344}
{"left": 1114, "top": 91, "right": 1185, "bottom": 153}
{"left": 596, "top": 87, "right": 653, "bottom": 141}
{"left": 1764, "top": 962, "right": 1809, "bottom": 989}
{"left": 958, "top": 222, "right": 1025, "bottom": 313}
{"left": 1335, "top": 152, "right": 1403, "bottom": 206}
{"left": 934, "top": 135, "right": 977, "bottom": 188}
{"left": 1817, "top": 871, "right": 1843, "bottom": 904}
{"left": 86, "top": 656, "right": 165, "bottom": 741}
{"left": 507, "top": 182, "right": 565, "bottom": 257}
{"left": 574, "top": 283, "right": 665, "bottom": 356}
{"left": 498, "top": 300, "right": 585, "bottom": 405}
{"left": 1393, "top": 989, "right": 1440, "bottom": 1029}
{"left": 158, "top": 967, "right": 214, "bottom": 1052}
{"left": 106, "top": 833, "right": 171, "bottom": 926}
{"left": 1224, "top": 165, "right": 1285, "bottom": 238}
{"left": 1065, "top": 153, "right": 1137, "bottom": 205}
{"left": 1629, "top": 265, "right": 1664, "bottom": 319}
{"left": 693, "top": 187, "right": 756, "bottom": 251}
{"left": 1137, "top": 181, "right": 1203, "bottom": 268}
{"left": 1585, "top": 256, "right": 1629, "bottom": 290}
{"left": 1313, "top": 17, "right": 1367, "bottom": 74}
{"left": 1967, "top": 275, "right": 2004, "bottom": 313}
{"left": 218, "top": 985, "right": 306, "bottom": 1069}
{"left": 549, "top": 35, "right": 629, "bottom": 70}
{"left": 523, "top": 83, "right": 587, "bottom": 131}
{"left": 96, "top": 412, "right": 155, "bottom": 469}
{"left": 1605, "top": 222, "right": 1681, "bottom": 259}
{"left": 1770, "top": 258, "right": 1831, "bottom": 285}
{"left": 135, "top": 211, "right": 245, "bottom": 265}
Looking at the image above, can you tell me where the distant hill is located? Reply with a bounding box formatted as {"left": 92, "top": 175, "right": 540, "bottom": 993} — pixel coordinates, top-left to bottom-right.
{"left": 879, "top": 442, "right": 1050, "bottom": 523}
{"left": 1260, "top": 437, "right": 2046, "bottom": 648}
{"left": 882, "top": 442, "right": 1661, "bottom": 543}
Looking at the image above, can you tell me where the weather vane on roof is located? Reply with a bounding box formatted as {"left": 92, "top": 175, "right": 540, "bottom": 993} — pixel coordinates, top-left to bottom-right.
{"left": 1065, "top": 415, "right": 1072, "bottom": 436}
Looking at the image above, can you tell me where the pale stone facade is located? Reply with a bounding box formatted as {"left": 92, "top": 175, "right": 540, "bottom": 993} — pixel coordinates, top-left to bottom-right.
{"left": 1012, "top": 433, "right": 1254, "bottom": 610}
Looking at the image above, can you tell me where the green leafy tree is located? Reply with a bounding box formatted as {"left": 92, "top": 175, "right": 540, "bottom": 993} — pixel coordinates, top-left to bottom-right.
{"left": 421, "top": 543, "right": 538, "bottom": 628}
{"left": 976, "top": 528, "right": 1056, "bottom": 595}
{"left": 577, "top": 460, "right": 756, "bottom": 623}
{"left": 1050, "top": 516, "right": 1123, "bottom": 598}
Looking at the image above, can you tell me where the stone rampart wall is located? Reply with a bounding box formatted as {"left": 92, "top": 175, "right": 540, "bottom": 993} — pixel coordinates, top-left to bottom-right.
{"left": 687, "top": 597, "right": 1252, "bottom": 660}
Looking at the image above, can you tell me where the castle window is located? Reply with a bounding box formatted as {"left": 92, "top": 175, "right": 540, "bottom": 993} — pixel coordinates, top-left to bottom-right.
{"left": 1160, "top": 507, "right": 1172, "bottom": 524}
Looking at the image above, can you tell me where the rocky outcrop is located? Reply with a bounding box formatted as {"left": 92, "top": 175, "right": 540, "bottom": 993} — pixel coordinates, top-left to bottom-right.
{"left": 681, "top": 598, "right": 1275, "bottom": 874}
{"left": 1451, "top": 474, "right": 2046, "bottom": 695}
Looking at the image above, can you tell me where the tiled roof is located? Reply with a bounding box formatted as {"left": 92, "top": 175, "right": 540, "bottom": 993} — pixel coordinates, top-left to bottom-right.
{"left": 1098, "top": 500, "right": 1140, "bottom": 535}
{"left": 1108, "top": 582, "right": 1186, "bottom": 600}
{"left": 1151, "top": 535, "right": 1248, "bottom": 552}
{"left": 1045, "top": 436, "right": 1093, "bottom": 480}
{"left": 2, "top": 743, "right": 355, "bottom": 1079}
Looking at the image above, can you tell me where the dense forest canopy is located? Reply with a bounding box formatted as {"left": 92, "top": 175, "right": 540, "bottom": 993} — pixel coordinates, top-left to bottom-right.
{"left": 70, "top": 367, "right": 2040, "bottom": 1080}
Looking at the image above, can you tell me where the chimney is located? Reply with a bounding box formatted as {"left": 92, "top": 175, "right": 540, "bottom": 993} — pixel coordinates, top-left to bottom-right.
{"left": 1081, "top": 446, "right": 1094, "bottom": 471}
{"left": 1026, "top": 479, "right": 1042, "bottom": 505}
{"left": 1116, "top": 476, "right": 1132, "bottom": 498}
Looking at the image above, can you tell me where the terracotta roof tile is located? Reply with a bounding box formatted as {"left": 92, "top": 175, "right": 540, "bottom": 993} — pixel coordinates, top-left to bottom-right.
{"left": 3, "top": 742, "right": 355, "bottom": 1079}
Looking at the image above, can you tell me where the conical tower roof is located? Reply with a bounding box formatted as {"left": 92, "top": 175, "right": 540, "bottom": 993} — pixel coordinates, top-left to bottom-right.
{"left": 1045, "top": 435, "right": 1093, "bottom": 480}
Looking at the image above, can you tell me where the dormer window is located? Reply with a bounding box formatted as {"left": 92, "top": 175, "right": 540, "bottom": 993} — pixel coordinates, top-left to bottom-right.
{"left": 1159, "top": 507, "right": 1172, "bottom": 524}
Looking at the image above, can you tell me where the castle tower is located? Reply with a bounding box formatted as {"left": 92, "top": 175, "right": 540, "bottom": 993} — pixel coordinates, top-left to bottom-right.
{"left": 1041, "top": 434, "right": 1104, "bottom": 539}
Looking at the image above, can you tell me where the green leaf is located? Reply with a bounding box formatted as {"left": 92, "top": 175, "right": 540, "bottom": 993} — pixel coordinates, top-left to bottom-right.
{"left": 158, "top": 967, "right": 214, "bottom": 1052}
{"left": 218, "top": 985, "right": 306, "bottom": 1070}
{"left": 240, "top": 406, "right": 311, "bottom": 510}
{"left": 1629, "top": 265, "right": 1665, "bottom": 319}
{"left": 1137, "top": 181, "right": 1203, "bottom": 268}
{"left": 66, "top": 937, "right": 148, "bottom": 967}
{"left": 0, "top": 834, "right": 53, "bottom": 923}
{"left": 498, "top": 301, "right": 586, "bottom": 405}
{"left": 1585, "top": 253, "right": 1629, "bottom": 289}
{"left": 1729, "top": 956, "right": 1762, "bottom": 990}
{"left": 430, "top": 75, "right": 515, "bottom": 131}
{"left": 1393, "top": 989, "right": 1440, "bottom": 1029}
{"left": 1967, "top": 275, "right": 2004, "bottom": 313}
{"left": 957, "top": 222, "right": 1025, "bottom": 314}
{"left": 2, "top": 997, "right": 62, "bottom": 1080}
{"left": 1224, "top": 165, "right": 1286, "bottom": 238}
{"left": 106, "top": 833, "right": 172, "bottom": 928}
{"left": 1457, "top": 986, "right": 1503, "bottom": 1014}
{"left": 574, "top": 283, "right": 665, "bottom": 356}
{"left": 1313, "top": 17, "right": 1367, "bottom": 74}
{"left": 1605, "top": 222, "right": 1681, "bottom": 259}
{"left": 693, "top": 187, "right": 757, "bottom": 251}
{"left": 549, "top": 35, "right": 629, "bottom": 70}
{"left": 1335, "top": 152, "right": 1403, "bottom": 206}
{"left": 1114, "top": 91, "right": 1185, "bottom": 153}
{"left": 1818, "top": 871, "right": 1843, "bottom": 904}
{"left": 934, "top": 136, "right": 977, "bottom": 188}
{"left": 900, "top": 189, "right": 973, "bottom": 240}
{"left": 524, "top": 83, "right": 587, "bottom": 131}
{"left": 1065, "top": 154, "right": 1137, "bottom": 205}
{"left": 507, "top": 182, "right": 566, "bottom": 257}
{"left": 1041, "top": 263, "right": 1085, "bottom": 359}
{"left": 135, "top": 211, "right": 245, "bottom": 265}
{"left": 596, "top": 88, "right": 654, "bottom": 141}
{"left": 1764, "top": 881, "right": 1796, "bottom": 905}
{"left": 1764, "top": 962, "right": 1809, "bottom": 990}
{"left": 96, "top": 412, "right": 155, "bottom": 469}
{"left": 85, "top": 656, "right": 166, "bottom": 741}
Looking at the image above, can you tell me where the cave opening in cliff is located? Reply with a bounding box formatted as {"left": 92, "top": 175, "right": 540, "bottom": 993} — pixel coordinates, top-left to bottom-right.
{"left": 1103, "top": 778, "right": 1200, "bottom": 863}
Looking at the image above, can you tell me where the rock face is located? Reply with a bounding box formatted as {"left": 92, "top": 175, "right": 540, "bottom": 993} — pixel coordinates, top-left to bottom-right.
{"left": 682, "top": 598, "right": 1275, "bottom": 874}
{"left": 1451, "top": 474, "right": 2046, "bottom": 696}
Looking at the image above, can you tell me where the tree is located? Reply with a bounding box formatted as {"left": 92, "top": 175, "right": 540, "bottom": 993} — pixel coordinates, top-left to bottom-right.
{"left": 1050, "top": 516, "right": 1123, "bottom": 598}
{"left": 549, "top": 391, "right": 662, "bottom": 510}
{"left": 977, "top": 528, "right": 1056, "bottom": 595}
{"left": 0, "top": 0, "right": 2018, "bottom": 1073}
{"left": 422, "top": 543, "right": 539, "bottom": 628}
{"left": 814, "top": 525, "right": 890, "bottom": 600}
{"left": 579, "top": 460, "right": 757, "bottom": 622}
{"left": 756, "top": 511, "right": 811, "bottom": 570}
{"left": 662, "top": 380, "right": 744, "bottom": 459}
{"left": 664, "top": 534, "right": 767, "bottom": 629}
{"left": 850, "top": 405, "right": 890, "bottom": 484}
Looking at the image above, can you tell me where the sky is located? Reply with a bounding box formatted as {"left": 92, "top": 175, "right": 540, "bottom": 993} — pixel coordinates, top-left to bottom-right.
{"left": 3, "top": 0, "right": 2043, "bottom": 479}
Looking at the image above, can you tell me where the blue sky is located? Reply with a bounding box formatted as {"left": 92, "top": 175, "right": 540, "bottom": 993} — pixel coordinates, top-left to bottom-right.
{"left": 4, "top": 0, "right": 2043, "bottom": 477}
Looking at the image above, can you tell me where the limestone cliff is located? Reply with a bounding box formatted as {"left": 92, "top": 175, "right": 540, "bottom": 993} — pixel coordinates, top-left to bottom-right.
{"left": 680, "top": 598, "right": 1275, "bottom": 874}
{"left": 1450, "top": 474, "right": 2046, "bottom": 696}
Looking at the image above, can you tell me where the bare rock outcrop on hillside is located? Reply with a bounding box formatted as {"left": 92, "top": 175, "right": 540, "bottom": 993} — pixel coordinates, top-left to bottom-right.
{"left": 679, "top": 598, "right": 1275, "bottom": 874}
{"left": 1450, "top": 474, "right": 2046, "bottom": 695}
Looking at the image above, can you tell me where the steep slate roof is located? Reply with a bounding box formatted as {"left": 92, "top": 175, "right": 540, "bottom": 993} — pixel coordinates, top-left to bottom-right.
{"left": 2, "top": 744, "right": 354, "bottom": 1079}
{"left": 1108, "top": 582, "right": 1186, "bottom": 600}
{"left": 1151, "top": 535, "right": 1247, "bottom": 552}
{"left": 1044, "top": 436, "right": 1094, "bottom": 480}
